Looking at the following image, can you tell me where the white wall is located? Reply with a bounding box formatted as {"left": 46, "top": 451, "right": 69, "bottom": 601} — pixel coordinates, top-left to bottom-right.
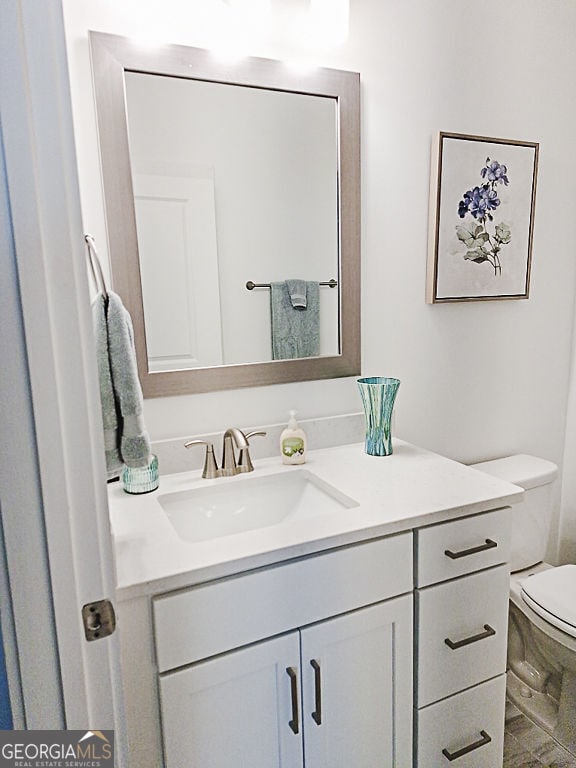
{"left": 62, "top": 0, "right": 576, "bottom": 558}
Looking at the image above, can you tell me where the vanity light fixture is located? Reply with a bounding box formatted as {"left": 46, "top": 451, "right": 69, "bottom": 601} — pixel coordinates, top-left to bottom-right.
{"left": 297, "top": 0, "right": 350, "bottom": 47}
{"left": 223, "top": 0, "right": 349, "bottom": 48}
{"left": 222, "top": 0, "right": 271, "bottom": 14}
{"left": 283, "top": 58, "right": 319, "bottom": 76}
{"left": 216, "top": 0, "right": 272, "bottom": 53}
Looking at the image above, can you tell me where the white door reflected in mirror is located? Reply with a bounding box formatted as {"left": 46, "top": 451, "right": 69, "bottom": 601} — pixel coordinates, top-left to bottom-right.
{"left": 134, "top": 173, "right": 223, "bottom": 371}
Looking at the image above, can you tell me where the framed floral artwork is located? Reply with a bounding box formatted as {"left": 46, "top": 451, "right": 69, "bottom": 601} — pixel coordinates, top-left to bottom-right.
{"left": 426, "top": 132, "right": 539, "bottom": 303}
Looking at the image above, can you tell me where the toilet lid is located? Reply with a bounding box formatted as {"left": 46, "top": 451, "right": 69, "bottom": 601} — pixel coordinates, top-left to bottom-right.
{"left": 521, "top": 565, "right": 576, "bottom": 639}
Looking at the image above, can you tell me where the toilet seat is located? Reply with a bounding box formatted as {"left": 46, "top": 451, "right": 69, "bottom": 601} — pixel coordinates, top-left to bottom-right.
{"left": 521, "top": 565, "right": 576, "bottom": 639}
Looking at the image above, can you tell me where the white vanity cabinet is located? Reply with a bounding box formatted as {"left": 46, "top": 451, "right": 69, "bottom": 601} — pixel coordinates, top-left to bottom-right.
{"left": 413, "top": 508, "right": 511, "bottom": 768}
{"left": 159, "top": 597, "right": 412, "bottom": 768}
{"left": 152, "top": 533, "right": 414, "bottom": 768}
{"left": 112, "top": 441, "right": 524, "bottom": 768}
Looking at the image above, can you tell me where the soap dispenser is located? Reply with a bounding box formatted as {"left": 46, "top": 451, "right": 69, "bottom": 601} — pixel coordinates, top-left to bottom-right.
{"left": 280, "top": 410, "right": 307, "bottom": 465}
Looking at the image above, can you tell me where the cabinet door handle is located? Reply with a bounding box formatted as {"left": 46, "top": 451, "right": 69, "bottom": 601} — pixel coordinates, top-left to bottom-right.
{"left": 286, "top": 667, "right": 299, "bottom": 735}
{"left": 444, "top": 538, "right": 497, "bottom": 560}
{"left": 444, "top": 624, "right": 496, "bottom": 650}
{"left": 310, "top": 659, "right": 322, "bottom": 725}
{"left": 442, "top": 729, "right": 492, "bottom": 761}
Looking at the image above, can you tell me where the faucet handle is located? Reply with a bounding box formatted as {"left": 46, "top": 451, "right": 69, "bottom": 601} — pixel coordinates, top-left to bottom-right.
{"left": 237, "top": 431, "right": 267, "bottom": 473}
{"left": 245, "top": 430, "right": 267, "bottom": 441}
{"left": 184, "top": 440, "right": 219, "bottom": 479}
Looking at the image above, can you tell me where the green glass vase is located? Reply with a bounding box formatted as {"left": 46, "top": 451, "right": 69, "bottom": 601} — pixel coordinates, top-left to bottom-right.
{"left": 357, "top": 377, "right": 400, "bottom": 456}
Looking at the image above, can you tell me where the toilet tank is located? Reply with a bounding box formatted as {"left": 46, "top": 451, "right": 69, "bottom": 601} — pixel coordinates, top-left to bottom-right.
{"left": 470, "top": 454, "right": 558, "bottom": 572}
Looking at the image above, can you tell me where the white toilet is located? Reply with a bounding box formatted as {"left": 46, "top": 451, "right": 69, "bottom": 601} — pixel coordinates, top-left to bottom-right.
{"left": 472, "top": 454, "right": 576, "bottom": 754}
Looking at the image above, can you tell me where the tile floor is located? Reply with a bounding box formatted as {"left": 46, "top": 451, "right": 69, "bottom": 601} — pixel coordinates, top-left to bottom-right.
{"left": 504, "top": 702, "right": 576, "bottom": 768}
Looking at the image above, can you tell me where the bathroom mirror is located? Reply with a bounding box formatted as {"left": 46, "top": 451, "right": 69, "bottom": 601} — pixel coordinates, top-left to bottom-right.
{"left": 90, "top": 32, "right": 360, "bottom": 396}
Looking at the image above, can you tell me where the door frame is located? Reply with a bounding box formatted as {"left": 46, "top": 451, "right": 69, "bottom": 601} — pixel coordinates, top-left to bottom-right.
{"left": 0, "top": 0, "right": 126, "bottom": 755}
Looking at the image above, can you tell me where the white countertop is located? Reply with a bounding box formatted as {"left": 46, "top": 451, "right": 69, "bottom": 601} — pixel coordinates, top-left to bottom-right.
{"left": 108, "top": 439, "right": 523, "bottom": 600}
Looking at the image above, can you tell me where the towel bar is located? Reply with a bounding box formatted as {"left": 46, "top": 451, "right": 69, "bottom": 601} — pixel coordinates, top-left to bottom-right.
{"left": 246, "top": 279, "right": 337, "bottom": 291}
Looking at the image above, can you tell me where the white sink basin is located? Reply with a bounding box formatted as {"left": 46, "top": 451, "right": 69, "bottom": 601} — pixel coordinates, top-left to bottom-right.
{"left": 158, "top": 470, "right": 359, "bottom": 543}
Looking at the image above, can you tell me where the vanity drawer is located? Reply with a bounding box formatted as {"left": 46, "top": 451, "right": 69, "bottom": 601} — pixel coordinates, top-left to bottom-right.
{"left": 415, "top": 674, "right": 506, "bottom": 768}
{"left": 415, "top": 507, "right": 510, "bottom": 587}
{"left": 153, "top": 532, "right": 413, "bottom": 672}
{"left": 415, "top": 564, "right": 509, "bottom": 707}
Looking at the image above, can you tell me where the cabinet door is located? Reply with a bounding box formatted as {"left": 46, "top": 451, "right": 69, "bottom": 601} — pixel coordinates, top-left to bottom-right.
{"left": 300, "top": 595, "right": 413, "bottom": 768}
{"left": 159, "top": 632, "right": 303, "bottom": 768}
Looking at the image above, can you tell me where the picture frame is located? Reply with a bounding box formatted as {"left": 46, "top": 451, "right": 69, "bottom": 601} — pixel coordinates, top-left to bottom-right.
{"left": 426, "top": 132, "right": 539, "bottom": 303}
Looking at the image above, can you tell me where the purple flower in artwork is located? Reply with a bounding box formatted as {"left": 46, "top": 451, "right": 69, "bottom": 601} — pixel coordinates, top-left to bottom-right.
{"left": 455, "top": 156, "right": 511, "bottom": 276}
{"left": 458, "top": 189, "right": 475, "bottom": 218}
{"left": 458, "top": 184, "right": 500, "bottom": 221}
{"left": 481, "top": 158, "right": 509, "bottom": 185}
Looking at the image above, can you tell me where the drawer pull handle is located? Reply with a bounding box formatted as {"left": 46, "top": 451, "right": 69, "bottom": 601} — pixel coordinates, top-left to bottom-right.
{"left": 310, "top": 659, "right": 322, "bottom": 725}
{"left": 444, "top": 624, "right": 496, "bottom": 650}
{"left": 444, "top": 538, "right": 497, "bottom": 560}
{"left": 286, "top": 667, "right": 299, "bottom": 735}
{"left": 442, "top": 729, "right": 492, "bottom": 761}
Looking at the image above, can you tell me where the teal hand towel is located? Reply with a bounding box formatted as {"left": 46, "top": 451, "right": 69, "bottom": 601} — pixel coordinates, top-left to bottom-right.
{"left": 92, "top": 294, "right": 122, "bottom": 479}
{"left": 92, "top": 291, "right": 152, "bottom": 478}
{"left": 286, "top": 279, "right": 307, "bottom": 309}
{"left": 270, "top": 281, "right": 320, "bottom": 360}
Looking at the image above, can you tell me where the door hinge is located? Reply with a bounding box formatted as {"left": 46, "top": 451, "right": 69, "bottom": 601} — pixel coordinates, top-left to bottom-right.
{"left": 82, "top": 599, "right": 116, "bottom": 641}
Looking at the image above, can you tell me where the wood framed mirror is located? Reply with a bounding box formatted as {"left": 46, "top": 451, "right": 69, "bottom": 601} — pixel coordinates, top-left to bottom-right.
{"left": 90, "top": 31, "right": 360, "bottom": 396}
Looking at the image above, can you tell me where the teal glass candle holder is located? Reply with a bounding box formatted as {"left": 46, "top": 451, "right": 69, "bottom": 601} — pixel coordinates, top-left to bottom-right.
{"left": 357, "top": 377, "right": 400, "bottom": 456}
{"left": 121, "top": 454, "right": 159, "bottom": 494}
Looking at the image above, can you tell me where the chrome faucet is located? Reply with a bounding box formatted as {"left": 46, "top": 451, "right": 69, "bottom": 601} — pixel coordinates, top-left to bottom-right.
{"left": 185, "top": 428, "right": 266, "bottom": 479}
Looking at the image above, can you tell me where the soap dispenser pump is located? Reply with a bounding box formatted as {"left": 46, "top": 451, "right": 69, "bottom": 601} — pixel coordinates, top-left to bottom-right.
{"left": 280, "top": 410, "right": 307, "bottom": 465}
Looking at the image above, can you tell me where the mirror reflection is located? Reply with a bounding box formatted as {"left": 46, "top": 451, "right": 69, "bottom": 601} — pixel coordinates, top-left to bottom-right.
{"left": 124, "top": 72, "right": 339, "bottom": 370}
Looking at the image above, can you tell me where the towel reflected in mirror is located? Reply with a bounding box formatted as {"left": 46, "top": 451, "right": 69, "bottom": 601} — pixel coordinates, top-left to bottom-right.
{"left": 270, "top": 281, "right": 320, "bottom": 360}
